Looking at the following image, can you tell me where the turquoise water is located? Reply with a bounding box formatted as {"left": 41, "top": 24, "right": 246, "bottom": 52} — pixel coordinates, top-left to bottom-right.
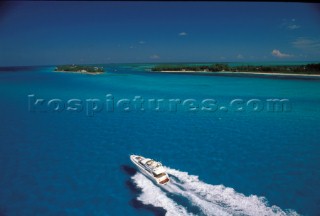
{"left": 0, "top": 65, "right": 319, "bottom": 215}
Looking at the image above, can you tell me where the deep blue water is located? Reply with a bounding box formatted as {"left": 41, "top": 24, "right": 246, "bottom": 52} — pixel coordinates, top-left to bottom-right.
{"left": 0, "top": 65, "right": 319, "bottom": 216}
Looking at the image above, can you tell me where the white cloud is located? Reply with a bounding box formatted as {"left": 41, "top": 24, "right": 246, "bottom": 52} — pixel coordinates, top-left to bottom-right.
{"left": 179, "top": 32, "right": 187, "bottom": 36}
{"left": 280, "top": 18, "right": 301, "bottom": 30}
{"left": 236, "top": 54, "right": 244, "bottom": 59}
{"left": 287, "top": 24, "right": 300, "bottom": 30}
{"left": 139, "top": 41, "right": 146, "bottom": 44}
{"left": 271, "top": 49, "right": 292, "bottom": 58}
{"left": 292, "top": 38, "right": 320, "bottom": 52}
{"left": 150, "top": 54, "right": 160, "bottom": 59}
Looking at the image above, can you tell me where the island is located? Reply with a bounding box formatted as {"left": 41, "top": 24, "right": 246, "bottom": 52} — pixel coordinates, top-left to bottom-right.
{"left": 55, "top": 65, "right": 104, "bottom": 74}
{"left": 151, "top": 63, "right": 320, "bottom": 76}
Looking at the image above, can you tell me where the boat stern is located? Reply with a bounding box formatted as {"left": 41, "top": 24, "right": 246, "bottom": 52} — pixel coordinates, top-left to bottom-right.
{"left": 158, "top": 176, "right": 170, "bottom": 185}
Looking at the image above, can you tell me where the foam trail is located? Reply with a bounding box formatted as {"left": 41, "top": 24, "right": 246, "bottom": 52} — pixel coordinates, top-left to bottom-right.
{"left": 165, "top": 179, "right": 231, "bottom": 216}
{"left": 131, "top": 167, "right": 299, "bottom": 216}
{"left": 167, "top": 167, "right": 299, "bottom": 216}
{"left": 131, "top": 172, "right": 194, "bottom": 216}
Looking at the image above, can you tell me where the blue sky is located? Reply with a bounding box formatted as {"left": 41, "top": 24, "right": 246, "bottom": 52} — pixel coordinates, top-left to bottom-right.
{"left": 0, "top": 2, "right": 319, "bottom": 66}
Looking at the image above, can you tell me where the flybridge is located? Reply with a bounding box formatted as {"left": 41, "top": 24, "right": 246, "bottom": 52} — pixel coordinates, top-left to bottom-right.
{"left": 139, "top": 159, "right": 165, "bottom": 175}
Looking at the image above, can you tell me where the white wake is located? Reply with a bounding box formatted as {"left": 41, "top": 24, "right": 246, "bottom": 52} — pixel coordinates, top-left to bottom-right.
{"left": 131, "top": 172, "right": 193, "bottom": 216}
{"left": 131, "top": 167, "right": 299, "bottom": 216}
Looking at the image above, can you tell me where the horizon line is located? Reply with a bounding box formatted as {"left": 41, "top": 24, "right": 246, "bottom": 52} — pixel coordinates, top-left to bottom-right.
{"left": 1, "top": 60, "right": 320, "bottom": 68}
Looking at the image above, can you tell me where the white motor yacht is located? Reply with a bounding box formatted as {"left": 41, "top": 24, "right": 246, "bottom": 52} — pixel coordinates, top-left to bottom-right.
{"left": 130, "top": 155, "right": 170, "bottom": 185}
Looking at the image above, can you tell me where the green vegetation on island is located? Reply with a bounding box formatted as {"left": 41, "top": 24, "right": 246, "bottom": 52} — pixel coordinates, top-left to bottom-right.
{"left": 152, "top": 64, "right": 229, "bottom": 72}
{"left": 55, "top": 65, "right": 104, "bottom": 73}
{"left": 152, "top": 63, "right": 320, "bottom": 75}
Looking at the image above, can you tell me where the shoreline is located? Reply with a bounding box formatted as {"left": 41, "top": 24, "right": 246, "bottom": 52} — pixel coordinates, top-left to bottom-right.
{"left": 157, "top": 70, "right": 320, "bottom": 77}
{"left": 54, "top": 70, "right": 103, "bottom": 75}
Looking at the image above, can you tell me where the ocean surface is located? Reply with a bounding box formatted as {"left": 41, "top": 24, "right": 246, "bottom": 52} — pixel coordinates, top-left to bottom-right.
{"left": 0, "top": 64, "right": 319, "bottom": 216}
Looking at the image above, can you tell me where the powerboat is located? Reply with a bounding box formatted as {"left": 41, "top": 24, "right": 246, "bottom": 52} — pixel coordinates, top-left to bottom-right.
{"left": 130, "top": 155, "right": 170, "bottom": 185}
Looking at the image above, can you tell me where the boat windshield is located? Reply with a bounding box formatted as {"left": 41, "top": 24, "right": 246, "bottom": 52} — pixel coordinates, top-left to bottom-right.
{"left": 146, "top": 160, "right": 153, "bottom": 165}
{"left": 153, "top": 172, "right": 166, "bottom": 178}
{"left": 146, "top": 160, "right": 162, "bottom": 168}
